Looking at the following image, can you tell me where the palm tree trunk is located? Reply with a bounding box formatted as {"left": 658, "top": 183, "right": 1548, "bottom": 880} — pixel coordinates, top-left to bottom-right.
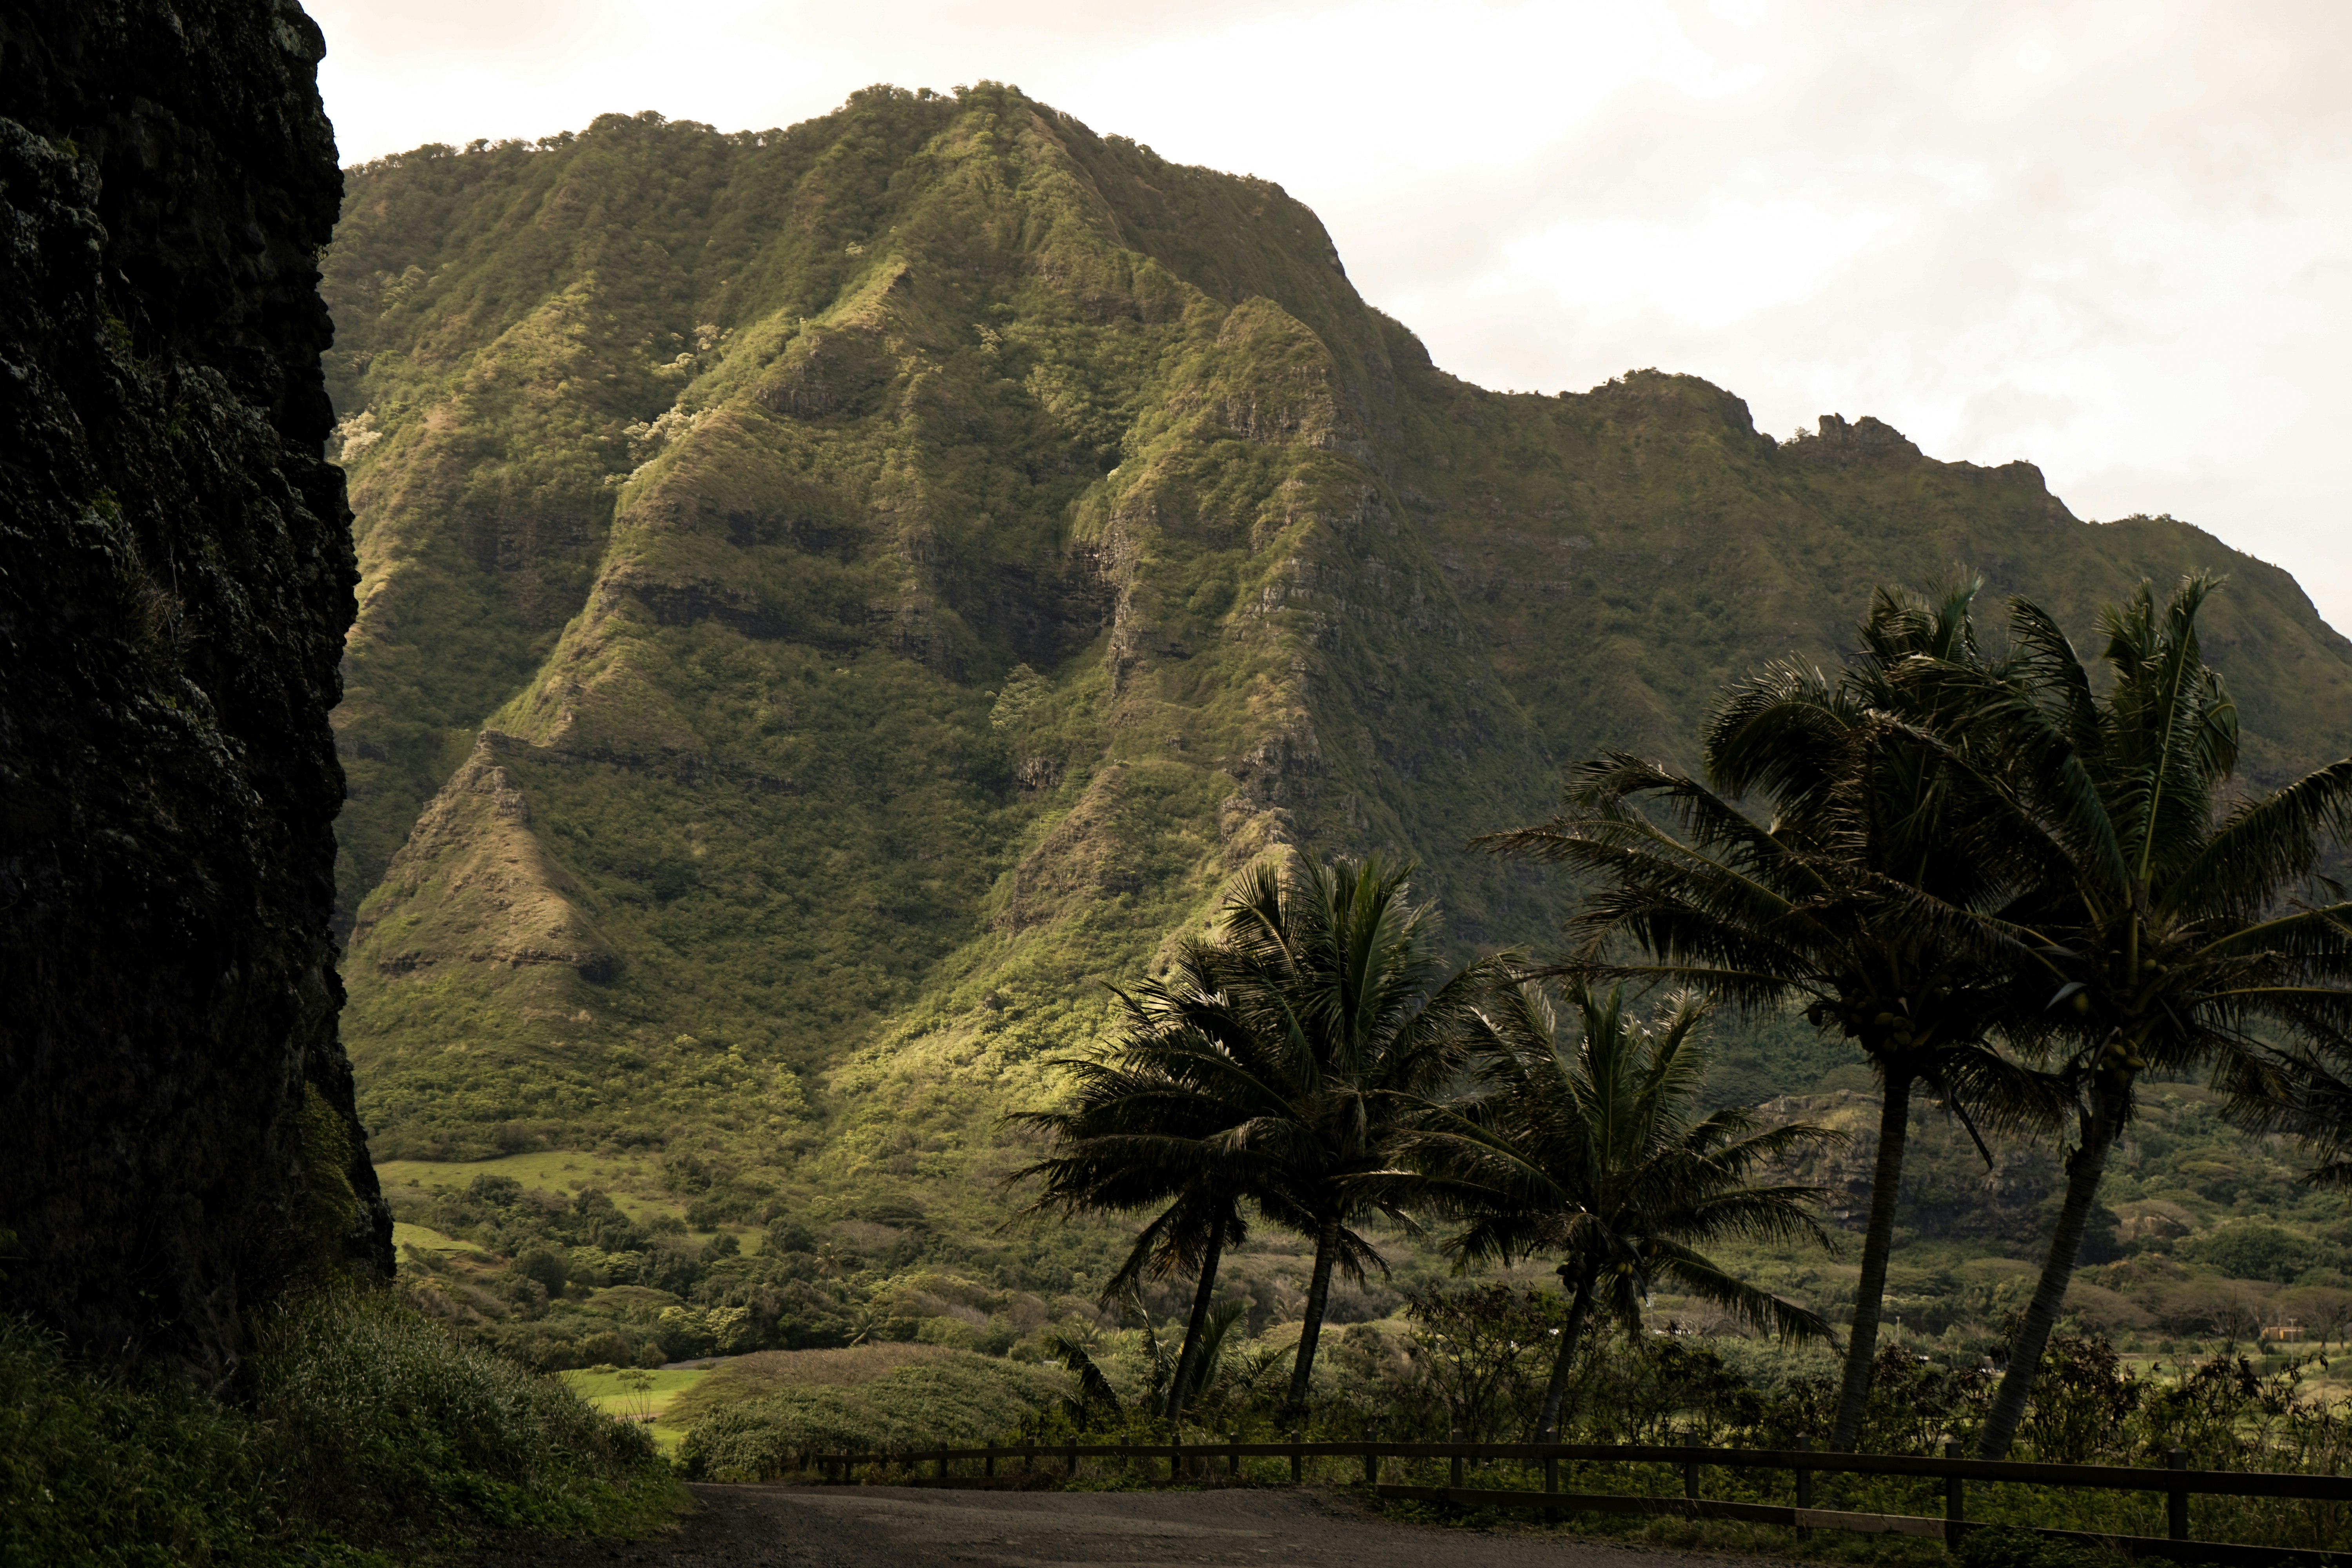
{"left": 1284, "top": 1217, "right": 1342, "bottom": 1415}
{"left": 1978, "top": 1080, "right": 2123, "bottom": 1459}
{"left": 1534, "top": 1269, "right": 1596, "bottom": 1441}
{"left": 1830, "top": 1064, "right": 1914, "bottom": 1451}
{"left": 1164, "top": 1226, "right": 1225, "bottom": 1425}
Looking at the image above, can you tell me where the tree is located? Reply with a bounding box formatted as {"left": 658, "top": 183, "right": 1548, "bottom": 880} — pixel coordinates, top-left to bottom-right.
{"left": 1394, "top": 982, "right": 1839, "bottom": 1441}
{"left": 1483, "top": 583, "right": 2063, "bottom": 1450}
{"left": 1201, "top": 857, "right": 1516, "bottom": 1414}
{"left": 1008, "top": 968, "right": 1254, "bottom": 1426}
{"left": 1887, "top": 577, "right": 2352, "bottom": 1456}
{"left": 1015, "top": 855, "right": 1510, "bottom": 1422}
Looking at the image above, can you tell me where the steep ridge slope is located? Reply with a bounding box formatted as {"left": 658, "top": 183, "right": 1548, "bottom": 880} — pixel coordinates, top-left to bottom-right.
{"left": 0, "top": 0, "right": 391, "bottom": 1378}
{"left": 325, "top": 88, "right": 2352, "bottom": 1241}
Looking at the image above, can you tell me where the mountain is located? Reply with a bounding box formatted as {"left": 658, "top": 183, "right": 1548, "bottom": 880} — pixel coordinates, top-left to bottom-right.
{"left": 324, "top": 85, "right": 2352, "bottom": 1257}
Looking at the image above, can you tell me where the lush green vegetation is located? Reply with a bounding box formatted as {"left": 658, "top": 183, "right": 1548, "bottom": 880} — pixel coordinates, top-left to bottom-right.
{"left": 324, "top": 84, "right": 2352, "bottom": 1211}
{"left": 1478, "top": 577, "right": 2352, "bottom": 1456}
{"left": 944, "top": 571, "right": 2351, "bottom": 1563}
{"left": 675, "top": 1350, "right": 1066, "bottom": 1480}
{"left": 633, "top": 1287, "right": 2351, "bottom": 1553}
{"left": 315, "top": 89, "right": 2352, "bottom": 1546}
{"left": 0, "top": 1290, "right": 677, "bottom": 1566}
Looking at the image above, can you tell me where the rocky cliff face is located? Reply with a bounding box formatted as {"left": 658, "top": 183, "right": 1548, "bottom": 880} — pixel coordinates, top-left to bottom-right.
{"left": 0, "top": 0, "right": 390, "bottom": 1381}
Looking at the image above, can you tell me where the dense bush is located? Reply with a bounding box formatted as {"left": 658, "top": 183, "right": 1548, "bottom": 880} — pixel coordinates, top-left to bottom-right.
{"left": 1956, "top": 1526, "right": 2110, "bottom": 1568}
{"left": 2179, "top": 1223, "right": 2350, "bottom": 1285}
{"left": 397, "top": 1172, "right": 862, "bottom": 1366}
{"left": 0, "top": 1290, "right": 677, "bottom": 1566}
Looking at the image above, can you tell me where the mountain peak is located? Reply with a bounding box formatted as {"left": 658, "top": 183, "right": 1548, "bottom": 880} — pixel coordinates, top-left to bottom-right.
{"left": 325, "top": 94, "right": 2352, "bottom": 1205}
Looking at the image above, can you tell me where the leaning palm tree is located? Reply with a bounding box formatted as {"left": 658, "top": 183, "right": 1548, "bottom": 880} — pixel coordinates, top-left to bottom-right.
{"left": 1884, "top": 577, "right": 2352, "bottom": 1456}
{"left": 1483, "top": 582, "right": 2064, "bottom": 1450}
{"left": 1008, "top": 967, "right": 1255, "bottom": 1426}
{"left": 1392, "top": 982, "right": 1839, "bottom": 1440}
{"left": 1200, "top": 856, "right": 1519, "bottom": 1414}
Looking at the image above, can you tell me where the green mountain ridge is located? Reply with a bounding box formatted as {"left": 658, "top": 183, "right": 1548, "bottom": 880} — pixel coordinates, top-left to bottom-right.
{"left": 325, "top": 85, "right": 2352, "bottom": 1262}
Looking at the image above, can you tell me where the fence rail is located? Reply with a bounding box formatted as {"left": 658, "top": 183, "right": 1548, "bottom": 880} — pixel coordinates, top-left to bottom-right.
{"left": 800, "top": 1436, "right": 2352, "bottom": 1568}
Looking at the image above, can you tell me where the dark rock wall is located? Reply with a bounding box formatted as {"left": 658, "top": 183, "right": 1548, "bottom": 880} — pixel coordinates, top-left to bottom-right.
{"left": 0, "top": 0, "right": 391, "bottom": 1380}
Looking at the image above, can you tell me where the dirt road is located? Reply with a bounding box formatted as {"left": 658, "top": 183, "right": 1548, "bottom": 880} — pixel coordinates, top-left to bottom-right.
{"left": 464, "top": 1485, "right": 1779, "bottom": 1568}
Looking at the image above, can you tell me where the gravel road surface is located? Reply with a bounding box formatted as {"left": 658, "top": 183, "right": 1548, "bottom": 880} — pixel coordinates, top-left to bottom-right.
{"left": 463, "top": 1485, "right": 1781, "bottom": 1568}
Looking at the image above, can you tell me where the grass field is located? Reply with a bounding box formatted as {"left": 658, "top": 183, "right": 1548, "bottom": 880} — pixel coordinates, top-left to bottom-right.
{"left": 560, "top": 1365, "right": 715, "bottom": 1454}
{"left": 665, "top": 1344, "right": 964, "bottom": 1425}
{"left": 392, "top": 1220, "right": 485, "bottom": 1254}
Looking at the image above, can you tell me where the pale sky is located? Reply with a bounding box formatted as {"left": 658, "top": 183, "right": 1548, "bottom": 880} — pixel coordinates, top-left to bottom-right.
{"left": 311, "top": 0, "right": 2352, "bottom": 637}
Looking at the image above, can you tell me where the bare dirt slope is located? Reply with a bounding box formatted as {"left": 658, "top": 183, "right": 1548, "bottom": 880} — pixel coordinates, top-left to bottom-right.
{"left": 465, "top": 1485, "right": 1780, "bottom": 1568}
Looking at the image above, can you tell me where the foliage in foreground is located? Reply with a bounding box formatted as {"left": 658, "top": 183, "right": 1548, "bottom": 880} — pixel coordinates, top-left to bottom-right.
{"left": 0, "top": 1289, "right": 677, "bottom": 1566}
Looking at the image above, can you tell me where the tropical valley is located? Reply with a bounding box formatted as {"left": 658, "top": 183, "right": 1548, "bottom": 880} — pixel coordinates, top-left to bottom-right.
{"left": 322, "top": 81, "right": 2352, "bottom": 1393}
{"left": 9, "top": 29, "right": 2352, "bottom": 1563}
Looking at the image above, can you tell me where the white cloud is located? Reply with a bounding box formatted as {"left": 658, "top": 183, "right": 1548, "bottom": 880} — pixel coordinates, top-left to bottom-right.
{"left": 308, "top": 0, "right": 2352, "bottom": 634}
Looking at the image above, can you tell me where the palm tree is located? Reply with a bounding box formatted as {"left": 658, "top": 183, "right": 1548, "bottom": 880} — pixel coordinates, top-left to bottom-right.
{"left": 1483, "top": 583, "right": 2063, "bottom": 1450}
{"left": 2222, "top": 1034, "right": 2352, "bottom": 1187}
{"left": 1882, "top": 577, "right": 2352, "bottom": 1456}
{"left": 1134, "top": 1297, "right": 1252, "bottom": 1419}
{"left": 1008, "top": 968, "right": 1253, "bottom": 1426}
{"left": 1392, "top": 982, "right": 1839, "bottom": 1440}
{"left": 1198, "top": 856, "right": 1517, "bottom": 1414}
{"left": 1015, "top": 855, "right": 1512, "bottom": 1422}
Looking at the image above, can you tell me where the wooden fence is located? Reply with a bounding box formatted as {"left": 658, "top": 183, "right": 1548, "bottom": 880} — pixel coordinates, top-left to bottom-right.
{"left": 803, "top": 1434, "right": 2352, "bottom": 1568}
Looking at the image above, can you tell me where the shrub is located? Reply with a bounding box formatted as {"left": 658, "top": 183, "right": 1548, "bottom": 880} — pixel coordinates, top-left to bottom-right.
{"left": 245, "top": 1286, "right": 674, "bottom": 1538}
{"left": 0, "top": 1316, "right": 278, "bottom": 1566}
{"left": 1401, "top": 1284, "right": 1566, "bottom": 1442}
{"left": 1958, "top": 1525, "right": 2110, "bottom": 1568}
{"left": 513, "top": 1244, "right": 569, "bottom": 1295}
{"left": 2182, "top": 1224, "right": 2348, "bottom": 1285}
{"left": 0, "top": 1289, "right": 679, "bottom": 1565}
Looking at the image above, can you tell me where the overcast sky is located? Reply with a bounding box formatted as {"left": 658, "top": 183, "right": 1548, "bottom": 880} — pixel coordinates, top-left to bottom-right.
{"left": 310, "top": 0, "right": 2352, "bottom": 636}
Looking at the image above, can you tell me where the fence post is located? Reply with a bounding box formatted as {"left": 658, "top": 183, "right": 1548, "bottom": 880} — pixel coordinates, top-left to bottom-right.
{"left": 2169, "top": 1448, "right": 2189, "bottom": 1541}
{"left": 1683, "top": 1429, "right": 1699, "bottom": 1503}
{"left": 936, "top": 1449, "right": 947, "bottom": 1482}
{"left": 985, "top": 1445, "right": 996, "bottom": 1480}
{"left": 1291, "top": 1430, "right": 1303, "bottom": 1485}
{"left": 1544, "top": 1443, "right": 1558, "bottom": 1497}
{"left": 1025, "top": 1437, "right": 1035, "bottom": 1475}
{"left": 1944, "top": 1439, "right": 1964, "bottom": 1547}
{"left": 1451, "top": 1427, "right": 1465, "bottom": 1491}
{"left": 1229, "top": 1430, "right": 1241, "bottom": 1479}
{"left": 1067, "top": 1440, "right": 1078, "bottom": 1478}
{"left": 1364, "top": 1423, "right": 1379, "bottom": 1488}
{"left": 1171, "top": 1423, "right": 1183, "bottom": 1485}
{"left": 1794, "top": 1434, "right": 1813, "bottom": 1541}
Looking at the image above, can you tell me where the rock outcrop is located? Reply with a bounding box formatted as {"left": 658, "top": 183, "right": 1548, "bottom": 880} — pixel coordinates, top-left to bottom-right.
{"left": 0, "top": 0, "right": 390, "bottom": 1381}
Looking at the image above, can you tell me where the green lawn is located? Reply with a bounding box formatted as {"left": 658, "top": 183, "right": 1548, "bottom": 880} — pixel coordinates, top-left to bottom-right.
{"left": 560, "top": 1364, "right": 714, "bottom": 1454}
{"left": 391, "top": 1220, "right": 485, "bottom": 1254}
